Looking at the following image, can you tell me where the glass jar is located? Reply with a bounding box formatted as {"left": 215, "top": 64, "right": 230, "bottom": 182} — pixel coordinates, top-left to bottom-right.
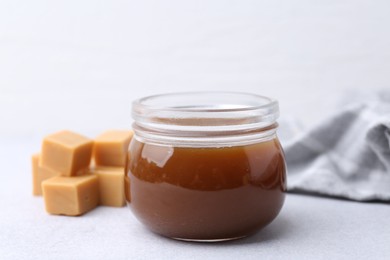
{"left": 125, "top": 92, "right": 286, "bottom": 242}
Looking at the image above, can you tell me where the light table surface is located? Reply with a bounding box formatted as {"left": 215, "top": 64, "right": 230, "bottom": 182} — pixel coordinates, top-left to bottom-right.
{"left": 1, "top": 137, "right": 389, "bottom": 260}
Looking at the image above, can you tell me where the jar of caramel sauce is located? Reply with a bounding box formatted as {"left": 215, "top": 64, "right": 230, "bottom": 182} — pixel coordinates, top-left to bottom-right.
{"left": 126, "top": 92, "right": 286, "bottom": 242}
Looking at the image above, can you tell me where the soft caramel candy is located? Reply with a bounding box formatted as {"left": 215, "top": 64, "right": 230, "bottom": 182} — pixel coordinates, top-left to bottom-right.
{"left": 93, "top": 130, "right": 133, "bottom": 167}
{"left": 41, "top": 130, "right": 93, "bottom": 176}
{"left": 42, "top": 175, "right": 99, "bottom": 216}
{"left": 31, "top": 154, "right": 60, "bottom": 196}
{"left": 91, "top": 167, "right": 125, "bottom": 207}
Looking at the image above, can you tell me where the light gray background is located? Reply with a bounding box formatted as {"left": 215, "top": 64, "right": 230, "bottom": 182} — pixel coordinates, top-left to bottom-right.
{"left": 1, "top": 1, "right": 389, "bottom": 259}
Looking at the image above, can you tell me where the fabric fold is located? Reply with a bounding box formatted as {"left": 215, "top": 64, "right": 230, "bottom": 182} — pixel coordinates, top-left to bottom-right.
{"left": 283, "top": 92, "right": 390, "bottom": 202}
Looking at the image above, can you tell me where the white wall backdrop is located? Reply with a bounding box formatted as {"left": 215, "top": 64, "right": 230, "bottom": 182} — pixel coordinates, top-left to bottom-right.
{"left": 1, "top": 0, "right": 389, "bottom": 138}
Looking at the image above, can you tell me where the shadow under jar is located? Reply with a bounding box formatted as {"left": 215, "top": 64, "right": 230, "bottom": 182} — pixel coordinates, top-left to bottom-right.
{"left": 126, "top": 92, "right": 286, "bottom": 242}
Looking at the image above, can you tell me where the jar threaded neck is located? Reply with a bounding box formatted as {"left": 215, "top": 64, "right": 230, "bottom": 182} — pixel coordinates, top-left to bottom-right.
{"left": 132, "top": 92, "right": 279, "bottom": 147}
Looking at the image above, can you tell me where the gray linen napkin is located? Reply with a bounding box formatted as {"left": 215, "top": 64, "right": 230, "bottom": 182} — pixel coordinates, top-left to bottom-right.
{"left": 282, "top": 91, "right": 390, "bottom": 202}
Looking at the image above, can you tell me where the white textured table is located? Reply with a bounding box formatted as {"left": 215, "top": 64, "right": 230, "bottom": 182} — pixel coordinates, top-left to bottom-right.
{"left": 1, "top": 137, "right": 390, "bottom": 260}
{"left": 1, "top": 0, "right": 390, "bottom": 259}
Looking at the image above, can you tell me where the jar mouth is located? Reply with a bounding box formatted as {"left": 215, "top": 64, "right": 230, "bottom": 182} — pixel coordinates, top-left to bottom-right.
{"left": 132, "top": 91, "right": 279, "bottom": 130}
{"left": 134, "top": 91, "right": 278, "bottom": 113}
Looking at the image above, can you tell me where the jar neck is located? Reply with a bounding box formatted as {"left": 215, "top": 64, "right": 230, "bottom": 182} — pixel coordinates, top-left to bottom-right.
{"left": 131, "top": 92, "right": 280, "bottom": 147}
{"left": 132, "top": 123, "right": 279, "bottom": 148}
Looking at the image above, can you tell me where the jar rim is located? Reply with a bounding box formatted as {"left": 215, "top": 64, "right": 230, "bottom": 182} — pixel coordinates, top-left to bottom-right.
{"left": 132, "top": 91, "right": 279, "bottom": 126}
{"left": 133, "top": 91, "right": 278, "bottom": 113}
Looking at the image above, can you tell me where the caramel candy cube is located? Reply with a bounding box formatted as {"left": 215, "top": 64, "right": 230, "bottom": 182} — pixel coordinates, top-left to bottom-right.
{"left": 41, "top": 130, "right": 93, "bottom": 176}
{"left": 31, "top": 153, "right": 61, "bottom": 196}
{"left": 93, "top": 130, "right": 133, "bottom": 167}
{"left": 92, "top": 167, "right": 126, "bottom": 207}
{"left": 42, "top": 175, "right": 99, "bottom": 216}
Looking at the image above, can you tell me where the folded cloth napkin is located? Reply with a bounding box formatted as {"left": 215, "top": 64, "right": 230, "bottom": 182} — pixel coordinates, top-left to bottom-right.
{"left": 282, "top": 91, "right": 390, "bottom": 202}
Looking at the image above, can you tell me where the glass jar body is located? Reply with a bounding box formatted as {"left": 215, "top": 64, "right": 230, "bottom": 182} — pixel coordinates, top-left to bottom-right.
{"left": 126, "top": 135, "right": 286, "bottom": 241}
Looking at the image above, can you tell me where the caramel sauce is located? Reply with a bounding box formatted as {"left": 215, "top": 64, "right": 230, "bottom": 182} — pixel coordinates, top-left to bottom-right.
{"left": 126, "top": 138, "right": 286, "bottom": 240}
